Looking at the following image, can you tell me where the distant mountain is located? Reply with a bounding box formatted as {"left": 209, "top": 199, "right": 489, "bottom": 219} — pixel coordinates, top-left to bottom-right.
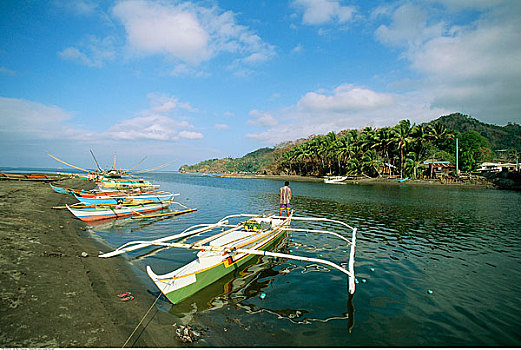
{"left": 179, "top": 147, "right": 276, "bottom": 174}
{"left": 180, "top": 113, "right": 521, "bottom": 174}
{"left": 432, "top": 113, "right": 521, "bottom": 152}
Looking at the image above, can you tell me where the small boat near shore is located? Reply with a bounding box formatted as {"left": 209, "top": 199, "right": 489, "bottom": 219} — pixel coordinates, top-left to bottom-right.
{"left": 50, "top": 183, "right": 163, "bottom": 197}
{"left": 73, "top": 192, "right": 177, "bottom": 205}
{"left": 1, "top": 172, "right": 71, "bottom": 182}
{"left": 324, "top": 175, "right": 348, "bottom": 184}
{"left": 66, "top": 201, "right": 170, "bottom": 222}
{"left": 98, "top": 178, "right": 158, "bottom": 190}
{"left": 100, "top": 212, "right": 357, "bottom": 305}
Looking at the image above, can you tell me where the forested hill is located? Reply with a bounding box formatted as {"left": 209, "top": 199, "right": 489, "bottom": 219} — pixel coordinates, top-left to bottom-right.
{"left": 179, "top": 147, "right": 275, "bottom": 174}
{"left": 433, "top": 113, "right": 521, "bottom": 151}
{"left": 179, "top": 113, "right": 521, "bottom": 175}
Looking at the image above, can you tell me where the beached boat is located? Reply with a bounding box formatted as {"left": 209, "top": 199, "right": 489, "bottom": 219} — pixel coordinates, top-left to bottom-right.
{"left": 100, "top": 212, "right": 357, "bottom": 305}
{"left": 50, "top": 183, "right": 79, "bottom": 195}
{"left": 50, "top": 183, "right": 157, "bottom": 197}
{"left": 97, "top": 178, "right": 157, "bottom": 190}
{"left": 1, "top": 173, "right": 71, "bottom": 182}
{"left": 66, "top": 201, "right": 170, "bottom": 222}
{"left": 324, "top": 175, "right": 348, "bottom": 184}
{"left": 73, "top": 192, "right": 176, "bottom": 205}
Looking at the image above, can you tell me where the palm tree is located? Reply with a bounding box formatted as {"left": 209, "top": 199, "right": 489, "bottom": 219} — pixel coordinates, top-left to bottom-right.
{"left": 362, "top": 149, "right": 382, "bottom": 177}
{"left": 323, "top": 131, "right": 337, "bottom": 175}
{"left": 359, "top": 127, "right": 377, "bottom": 152}
{"left": 373, "top": 127, "right": 394, "bottom": 176}
{"left": 428, "top": 122, "right": 453, "bottom": 160}
{"left": 411, "top": 124, "right": 430, "bottom": 160}
{"left": 404, "top": 151, "right": 422, "bottom": 179}
{"left": 393, "top": 120, "right": 414, "bottom": 178}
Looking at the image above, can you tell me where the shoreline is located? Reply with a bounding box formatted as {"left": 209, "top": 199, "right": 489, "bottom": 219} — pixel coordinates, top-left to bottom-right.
{"left": 201, "top": 172, "right": 496, "bottom": 188}
{"left": 0, "top": 178, "right": 177, "bottom": 347}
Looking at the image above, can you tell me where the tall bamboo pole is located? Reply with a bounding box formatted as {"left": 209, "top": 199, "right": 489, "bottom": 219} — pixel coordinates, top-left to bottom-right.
{"left": 456, "top": 138, "right": 459, "bottom": 176}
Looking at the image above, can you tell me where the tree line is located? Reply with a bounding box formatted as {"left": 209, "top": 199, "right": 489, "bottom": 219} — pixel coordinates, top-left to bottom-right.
{"left": 276, "top": 119, "right": 496, "bottom": 179}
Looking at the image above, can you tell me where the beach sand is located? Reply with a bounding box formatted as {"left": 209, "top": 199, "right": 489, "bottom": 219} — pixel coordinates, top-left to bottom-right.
{"left": 0, "top": 178, "right": 178, "bottom": 347}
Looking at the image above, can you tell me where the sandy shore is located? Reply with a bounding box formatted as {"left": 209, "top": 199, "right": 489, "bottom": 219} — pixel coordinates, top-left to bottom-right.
{"left": 0, "top": 178, "right": 178, "bottom": 347}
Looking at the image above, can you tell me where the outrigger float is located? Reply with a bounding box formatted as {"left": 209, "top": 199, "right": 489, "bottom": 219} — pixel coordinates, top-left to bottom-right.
{"left": 100, "top": 212, "right": 357, "bottom": 305}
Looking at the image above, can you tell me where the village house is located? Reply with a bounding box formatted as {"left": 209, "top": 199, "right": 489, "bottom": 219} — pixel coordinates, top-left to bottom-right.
{"left": 420, "top": 160, "right": 456, "bottom": 178}
{"left": 474, "top": 161, "right": 519, "bottom": 174}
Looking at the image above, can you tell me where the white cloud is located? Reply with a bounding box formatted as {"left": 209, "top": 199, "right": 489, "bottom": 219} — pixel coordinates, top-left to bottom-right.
{"left": 375, "top": 3, "right": 445, "bottom": 50}
{"left": 293, "top": 0, "right": 356, "bottom": 26}
{"left": 0, "top": 94, "right": 204, "bottom": 145}
{"left": 246, "top": 84, "right": 448, "bottom": 145}
{"left": 291, "top": 44, "right": 304, "bottom": 54}
{"left": 248, "top": 110, "right": 278, "bottom": 127}
{"left": 375, "top": 1, "right": 521, "bottom": 124}
{"left": 113, "top": 0, "right": 275, "bottom": 69}
{"left": 297, "top": 84, "right": 394, "bottom": 113}
{"left": 106, "top": 115, "right": 195, "bottom": 141}
{"left": 0, "top": 97, "right": 92, "bottom": 140}
{"left": 215, "top": 123, "right": 229, "bottom": 130}
{"left": 178, "top": 130, "right": 204, "bottom": 139}
{"left": 59, "top": 36, "right": 116, "bottom": 67}
{"left": 53, "top": 0, "right": 98, "bottom": 16}
{"left": 113, "top": 0, "right": 210, "bottom": 65}
{"left": 59, "top": 47, "right": 99, "bottom": 67}
{"left": 147, "top": 93, "right": 196, "bottom": 114}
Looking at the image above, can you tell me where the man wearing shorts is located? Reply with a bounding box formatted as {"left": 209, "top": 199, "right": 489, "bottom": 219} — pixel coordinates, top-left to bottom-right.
{"left": 279, "top": 181, "right": 292, "bottom": 216}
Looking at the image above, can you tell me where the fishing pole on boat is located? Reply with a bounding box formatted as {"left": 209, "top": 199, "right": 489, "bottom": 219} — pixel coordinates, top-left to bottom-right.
{"left": 47, "top": 152, "right": 91, "bottom": 173}
{"left": 90, "top": 149, "right": 103, "bottom": 173}
{"left": 128, "top": 160, "right": 175, "bottom": 175}
{"left": 126, "top": 156, "right": 147, "bottom": 172}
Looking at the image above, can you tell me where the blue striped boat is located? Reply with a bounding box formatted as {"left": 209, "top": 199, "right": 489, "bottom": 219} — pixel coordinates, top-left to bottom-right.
{"left": 73, "top": 192, "right": 176, "bottom": 205}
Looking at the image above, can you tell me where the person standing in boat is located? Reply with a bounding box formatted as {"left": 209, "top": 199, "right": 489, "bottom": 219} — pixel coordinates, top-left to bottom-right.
{"left": 279, "top": 181, "right": 292, "bottom": 216}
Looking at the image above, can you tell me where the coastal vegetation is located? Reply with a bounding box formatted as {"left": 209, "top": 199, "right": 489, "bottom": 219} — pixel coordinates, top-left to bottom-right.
{"left": 180, "top": 113, "right": 521, "bottom": 179}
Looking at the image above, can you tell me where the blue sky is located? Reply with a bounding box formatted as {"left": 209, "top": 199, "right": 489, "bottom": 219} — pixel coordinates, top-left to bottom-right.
{"left": 1, "top": 0, "right": 520, "bottom": 171}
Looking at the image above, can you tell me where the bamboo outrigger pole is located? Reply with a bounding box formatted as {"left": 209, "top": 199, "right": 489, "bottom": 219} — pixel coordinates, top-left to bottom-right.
{"left": 129, "top": 160, "right": 175, "bottom": 175}
{"left": 99, "top": 221, "right": 229, "bottom": 258}
{"left": 130, "top": 208, "right": 197, "bottom": 219}
{"left": 126, "top": 156, "right": 147, "bottom": 172}
{"left": 47, "top": 152, "right": 91, "bottom": 173}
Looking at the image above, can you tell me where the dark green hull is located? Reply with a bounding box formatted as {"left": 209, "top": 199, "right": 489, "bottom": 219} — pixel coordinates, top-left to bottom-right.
{"left": 164, "top": 228, "right": 288, "bottom": 304}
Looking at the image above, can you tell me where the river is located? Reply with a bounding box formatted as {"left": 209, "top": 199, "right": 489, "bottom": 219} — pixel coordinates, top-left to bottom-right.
{"left": 88, "top": 172, "right": 521, "bottom": 347}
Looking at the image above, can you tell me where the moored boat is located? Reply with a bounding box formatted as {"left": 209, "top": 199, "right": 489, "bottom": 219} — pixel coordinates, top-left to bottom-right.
{"left": 50, "top": 183, "right": 159, "bottom": 197}
{"left": 324, "top": 175, "right": 348, "bottom": 184}
{"left": 97, "top": 178, "right": 157, "bottom": 190}
{"left": 1, "top": 173, "right": 70, "bottom": 182}
{"left": 50, "top": 183, "right": 79, "bottom": 195}
{"left": 66, "top": 201, "right": 170, "bottom": 222}
{"left": 100, "top": 212, "right": 357, "bottom": 305}
{"left": 73, "top": 192, "right": 176, "bottom": 205}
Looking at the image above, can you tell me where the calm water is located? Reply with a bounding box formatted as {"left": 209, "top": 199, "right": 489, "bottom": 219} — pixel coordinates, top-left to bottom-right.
{"left": 85, "top": 172, "right": 521, "bottom": 347}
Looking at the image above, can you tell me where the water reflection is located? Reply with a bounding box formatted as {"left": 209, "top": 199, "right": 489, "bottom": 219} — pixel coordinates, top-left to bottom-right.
{"left": 162, "top": 238, "right": 355, "bottom": 331}
{"left": 91, "top": 173, "right": 521, "bottom": 347}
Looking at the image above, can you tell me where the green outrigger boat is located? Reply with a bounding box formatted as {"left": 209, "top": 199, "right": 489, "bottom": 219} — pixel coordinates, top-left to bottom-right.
{"left": 100, "top": 212, "right": 357, "bottom": 304}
